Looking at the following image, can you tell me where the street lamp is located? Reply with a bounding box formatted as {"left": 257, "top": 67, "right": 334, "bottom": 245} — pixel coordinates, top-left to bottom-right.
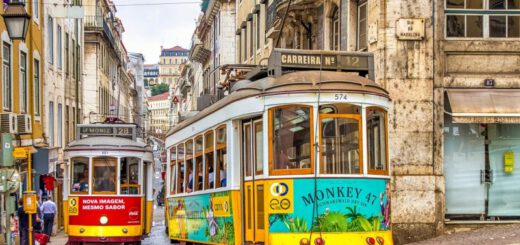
{"left": 2, "top": 1, "right": 30, "bottom": 40}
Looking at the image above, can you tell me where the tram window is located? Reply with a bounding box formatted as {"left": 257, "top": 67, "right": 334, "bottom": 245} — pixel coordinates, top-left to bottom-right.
{"left": 186, "top": 140, "right": 194, "bottom": 193}
{"left": 177, "top": 143, "right": 185, "bottom": 193}
{"left": 320, "top": 104, "right": 360, "bottom": 115}
{"left": 244, "top": 123, "right": 252, "bottom": 177}
{"left": 120, "top": 157, "right": 140, "bottom": 194}
{"left": 367, "top": 107, "right": 388, "bottom": 175}
{"left": 71, "top": 157, "right": 89, "bottom": 194}
{"left": 204, "top": 130, "right": 215, "bottom": 190}
{"left": 269, "top": 106, "right": 313, "bottom": 175}
{"left": 170, "top": 147, "right": 177, "bottom": 194}
{"left": 195, "top": 136, "right": 203, "bottom": 191}
{"left": 254, "top": 121, "right": 263, "bottom": 175}
{"left": 93, "top": 157, "right": 117, "bottom": 194}
{"left": 320, "top": 116, "right": 362, "bottom": 174}
{"left": 215, "top": 126, "right": 227, "bottom": 188}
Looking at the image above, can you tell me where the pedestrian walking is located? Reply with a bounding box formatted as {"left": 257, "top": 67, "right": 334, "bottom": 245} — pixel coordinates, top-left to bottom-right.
{"left": 10, "top": 213, "right": 19, "bottom": 244}
{"left": 40, "top": 196, "right": 56, "bottom": 241}
{"left": 18, "top": 199, "right": 29, "bottom": 245}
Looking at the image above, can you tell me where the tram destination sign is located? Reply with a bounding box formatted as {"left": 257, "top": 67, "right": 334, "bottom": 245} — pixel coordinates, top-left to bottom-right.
{"left": 77, "top": 124, "right": 136, "bottom": 140}
{"left": 269, "top": 48, "right": 374, "bottom": 80}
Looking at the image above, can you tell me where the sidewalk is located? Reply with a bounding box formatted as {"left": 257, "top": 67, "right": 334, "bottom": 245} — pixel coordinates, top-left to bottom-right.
{"left": 409, "top": 224, "right": 520, "bottom": 245}
{"left": 48, "top": 230, "right": 68, "bottom": 245}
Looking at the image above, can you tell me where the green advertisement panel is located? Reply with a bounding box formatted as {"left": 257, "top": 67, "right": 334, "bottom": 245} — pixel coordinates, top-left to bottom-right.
{"left": 168, "top": 191, "right": 235, "bottom": 244}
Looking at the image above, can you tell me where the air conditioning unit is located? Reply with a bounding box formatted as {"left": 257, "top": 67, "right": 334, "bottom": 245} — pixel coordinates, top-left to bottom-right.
{"left": 17, "top": 114, "right": 32, "bottom": 134}
{"left": 0, "top": 113, "right": 17, "bottom": 134}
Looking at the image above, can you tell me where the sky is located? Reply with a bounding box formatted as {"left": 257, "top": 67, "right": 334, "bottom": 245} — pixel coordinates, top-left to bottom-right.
{"left": 111, "top": 0, "right": 202, "bottom": 64}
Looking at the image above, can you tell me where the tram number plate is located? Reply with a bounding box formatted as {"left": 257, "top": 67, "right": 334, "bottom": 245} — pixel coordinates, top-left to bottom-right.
{"left": 68, "top": 197, "right": 79, "bottom": 216}
{"left": 334, "top": 94, "right": 348, "bottom": 101}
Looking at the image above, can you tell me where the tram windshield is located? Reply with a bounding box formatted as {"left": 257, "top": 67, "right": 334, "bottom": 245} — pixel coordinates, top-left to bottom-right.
{"left": 93, "top": 157, "right": 117, "bottom": 194}
{"left": 71, "top": 157, "right": 89, "bottom": 194}
{"left": 270, "top": 106, "right": 313, "bottom": 174}
{"left": 120, "top": 157, "right": 140, "bottom": 194}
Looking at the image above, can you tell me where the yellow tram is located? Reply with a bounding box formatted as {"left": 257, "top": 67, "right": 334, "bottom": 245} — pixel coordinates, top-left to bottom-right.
{"left": 63, "top": 122, "right": 154, "bottom": 244}
{"left": 165, "top": 49, "right": 392, "bottom": 245}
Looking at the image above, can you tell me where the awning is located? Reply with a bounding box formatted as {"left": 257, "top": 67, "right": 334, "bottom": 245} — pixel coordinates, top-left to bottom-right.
{"left": 446, "top": 89, "right": 520, "bottom": 124}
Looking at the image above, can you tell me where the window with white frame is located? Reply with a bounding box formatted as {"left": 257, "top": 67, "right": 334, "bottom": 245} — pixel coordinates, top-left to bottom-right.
{"left": 357, "top": 0, "right": 368, "bottom": 50}
{"left": 20, "top": 51, "right": 27, "bottom": 113}
{"left": 57, "top": 25, "right": 62, "bottom": 69}
{"left": 446, "top": 0, "right": 520, "bottom": 38}
{"left": 48, "top": 16, "right": 53, "bottom": 64}
{"left": 33, "top": 0, "right": 39, "bottom": 21}
{"left": 34, "top": 59, "right": 40, "bottom": 116}
{"left": 331, "top": 6, "right": 340, "bottom": 51}
{"left": 2, "top": 42, "right": 11, "bottom": 111}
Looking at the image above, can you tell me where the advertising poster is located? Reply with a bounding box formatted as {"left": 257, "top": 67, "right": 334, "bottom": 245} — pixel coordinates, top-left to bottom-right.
{"left": 268, "top": 178, "right": 391, "bottom": 233}
{"left": 168, "top": 191, "right": 235, "bottom": 244}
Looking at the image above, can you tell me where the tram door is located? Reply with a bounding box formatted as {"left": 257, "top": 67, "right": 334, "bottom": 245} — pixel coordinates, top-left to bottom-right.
{"left": 243, "top": 119, "right": 265, "bottom": 244}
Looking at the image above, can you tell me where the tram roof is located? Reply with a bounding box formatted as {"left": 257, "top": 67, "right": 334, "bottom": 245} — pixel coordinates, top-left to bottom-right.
{"left": 166, "top": 71, "right": 389, "bottom": 137}
{"left": 65, "top": 136, "right": 152, "bottom": 152}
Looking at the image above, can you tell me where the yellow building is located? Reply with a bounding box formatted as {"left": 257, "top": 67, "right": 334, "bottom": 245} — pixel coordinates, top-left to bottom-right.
{"left": 158, "top": 46, "right": 189, "bottom": 85}
{"left": 0, "top": 0, "right": 45, "bottom": 217}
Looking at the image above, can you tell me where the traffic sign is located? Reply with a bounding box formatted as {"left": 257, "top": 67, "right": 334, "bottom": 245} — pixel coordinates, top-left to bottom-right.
{"left": 13, "top": 147, "right": 27, "bottom": 159}
{"left": 172, "top": 96, "right": 180, "bottom": 104}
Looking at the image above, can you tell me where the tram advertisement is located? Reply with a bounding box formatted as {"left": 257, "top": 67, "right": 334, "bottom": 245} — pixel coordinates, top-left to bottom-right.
{"left": 168, "top": 191, "right": 235, "bottom": 245}
{"left": 68, "top": 196, "right": 142, "bottom": 226}
{"left": 268, "top": 178, "right": 390, "bottom": 233}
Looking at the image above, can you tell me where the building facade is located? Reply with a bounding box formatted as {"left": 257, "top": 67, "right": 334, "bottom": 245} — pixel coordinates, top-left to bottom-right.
{"left": 128, "top": 52, "right": 149, "bottom": 134}
{"left": 148, "top": 91, "right": 170, "bottom": 137}
{"left": 178, "top": 0, "right": 520, "bottom": 243}
{"left": 158, "top": 46, "right": 189, "bottom": 86}
{"left": 144, "top": 63, "right": 159, "bottom": 88}
{"left": 83, "top": 0, "right": 131, "bottom": 122}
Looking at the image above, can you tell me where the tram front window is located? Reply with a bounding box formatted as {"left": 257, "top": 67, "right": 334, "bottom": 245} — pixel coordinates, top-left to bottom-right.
{"left": 71, "top": 157, "right": 89, "bottom": 194}
{"left": 270, "top": 106, "right": 313, "bottom": 174}
{"left": 320, "top": 116, "right": 361, "bottom": 174}
{"left": 120, "top": 157, "right": 140, "bottom": 194}
{"left": 215, "top": 126, "right": 227, "bottom": 188}
{"left": 93, "top": 157, "right": 117, "bottom": 194}
{"left": 367, "top": 107, "right": 388, "bottom": 174}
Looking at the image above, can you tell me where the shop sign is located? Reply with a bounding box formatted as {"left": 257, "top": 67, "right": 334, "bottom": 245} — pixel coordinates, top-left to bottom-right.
{"left": 396, "top": 18, "right": 425, "bottom": 40}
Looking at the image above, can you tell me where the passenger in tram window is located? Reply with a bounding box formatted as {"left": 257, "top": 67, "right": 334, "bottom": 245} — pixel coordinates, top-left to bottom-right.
{"left": 96, "top": 170, "right": 115, "bottom": 192}
{"left": 208, "top": 166, "right": 214, "bottom": 188}
{"left": 197, "top": 167, "right": 203, "bottom": 191}
{"left": 186, "top": 165, "right": 194, "bottom": 193}
{"left": 79, "top": 170, "right": 89, "bottom": 192}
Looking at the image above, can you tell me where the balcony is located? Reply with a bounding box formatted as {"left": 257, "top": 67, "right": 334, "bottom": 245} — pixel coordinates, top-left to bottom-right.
{"left": 84, "top": 15, "right": 117, "bottom": 50}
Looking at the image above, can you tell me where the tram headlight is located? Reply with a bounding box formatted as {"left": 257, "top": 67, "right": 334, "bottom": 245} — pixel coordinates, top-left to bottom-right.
{"left": 122, "top": 228, "right": 128, "bottom": 233}
{"left": 100, "top": 215, "right": 109, "bottom": 225}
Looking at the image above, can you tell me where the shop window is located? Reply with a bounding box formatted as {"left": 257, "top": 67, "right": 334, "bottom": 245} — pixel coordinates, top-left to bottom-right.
{"left": 177, "top": 143, "right": 185, "bottom": 193}
{"left": 446, "top": 0, "right": 520, "bottom": 38}
{"left": 269, "top": 106, "right": 313, "bottom": 175}
{"left": 205, "top": 130, "right": 215, "bottom": 189}
{"left": 120, "top": 157, "right": 140, "bottom": 194}
{"left": 93, "top": 157, "right": 117, "bottom": 194}
{"left": 367, "top": 107, "right": 388, "bottom": 175}
{"left": 215, "top": 126, "right": 227, "bottom": 188}
{"left": 71, "top": 157, "right": 89, "bottom": 193}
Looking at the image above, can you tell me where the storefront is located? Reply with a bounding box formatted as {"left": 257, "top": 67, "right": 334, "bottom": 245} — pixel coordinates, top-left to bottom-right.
{"left": 444, "top": 89, "right": 520, "bottom": 219}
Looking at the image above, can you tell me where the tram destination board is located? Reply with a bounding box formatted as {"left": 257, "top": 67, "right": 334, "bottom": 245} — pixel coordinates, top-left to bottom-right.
{"left": 77, "top": 124, "right": 136, "bottom": 140}
{"left": 268, "top": 48, "right": 374, "bottom": 80}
